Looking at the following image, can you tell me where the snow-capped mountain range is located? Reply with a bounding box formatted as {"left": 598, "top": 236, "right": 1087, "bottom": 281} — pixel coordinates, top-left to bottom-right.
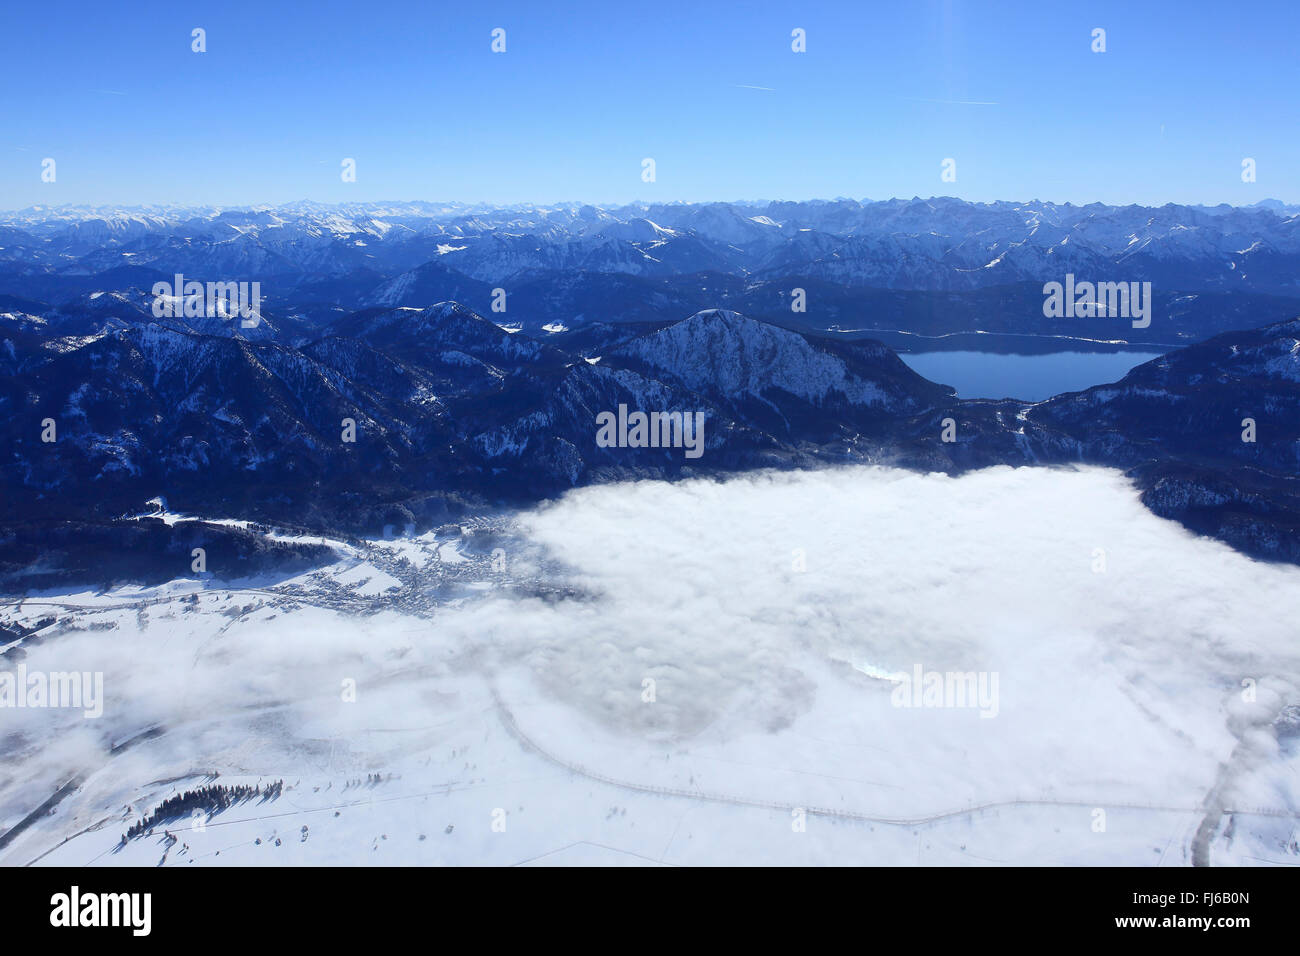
{"left": 3, "top": 198, "right": 1299, "bottom": 299}
{"left": 4, "top": 198, "right": 1299, "bottom": 360}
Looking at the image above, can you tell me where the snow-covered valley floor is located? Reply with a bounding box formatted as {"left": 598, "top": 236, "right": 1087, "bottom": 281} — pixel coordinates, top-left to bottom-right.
{"left": 2, "top": 465, "right": 1298, "bottom": 866}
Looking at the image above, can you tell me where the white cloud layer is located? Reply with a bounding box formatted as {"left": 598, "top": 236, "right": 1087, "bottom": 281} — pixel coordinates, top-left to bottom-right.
{"left": 3, "top": 464, "right": 1299, "bottom": 864}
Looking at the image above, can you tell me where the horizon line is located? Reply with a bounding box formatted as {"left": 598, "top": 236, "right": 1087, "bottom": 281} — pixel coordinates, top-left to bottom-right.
{"left": 2, "top": 196, "right": 1297, "bottom": 218}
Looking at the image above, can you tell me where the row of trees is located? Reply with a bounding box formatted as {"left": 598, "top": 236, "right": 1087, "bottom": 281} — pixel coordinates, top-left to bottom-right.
{"left": 120, "top": 780, "right": 284, "bottom": 843}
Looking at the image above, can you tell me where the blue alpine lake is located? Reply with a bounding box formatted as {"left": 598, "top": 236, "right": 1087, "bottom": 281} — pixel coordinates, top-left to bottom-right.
{"left": 898, "top": 350, "right": 1164, "bottom": 402}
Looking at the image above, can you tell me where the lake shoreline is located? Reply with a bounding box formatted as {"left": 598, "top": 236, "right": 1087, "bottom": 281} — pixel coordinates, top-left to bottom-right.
{"left": 898, "top": 349, "right": 1164, "bottom": 401}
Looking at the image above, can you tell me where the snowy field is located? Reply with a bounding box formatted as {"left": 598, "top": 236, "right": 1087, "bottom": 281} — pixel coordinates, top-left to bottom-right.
{"left": 1, "top": 465, "right": 1298, "bottom": 867}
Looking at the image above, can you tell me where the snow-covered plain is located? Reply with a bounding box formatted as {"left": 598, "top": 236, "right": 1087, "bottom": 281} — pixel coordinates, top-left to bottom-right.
{"left": 2, "top": 465, "right": 1298, "bottom": 867}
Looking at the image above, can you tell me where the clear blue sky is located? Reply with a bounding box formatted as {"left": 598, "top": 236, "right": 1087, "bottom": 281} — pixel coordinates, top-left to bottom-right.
{"left": 2, "top": 0, "right": 1296, "bottom": 209}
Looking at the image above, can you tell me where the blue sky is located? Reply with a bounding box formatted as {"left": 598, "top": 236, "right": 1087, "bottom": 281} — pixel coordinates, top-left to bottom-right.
{"left": 1, "top": 0, "right": 1296, "bottom": 209}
